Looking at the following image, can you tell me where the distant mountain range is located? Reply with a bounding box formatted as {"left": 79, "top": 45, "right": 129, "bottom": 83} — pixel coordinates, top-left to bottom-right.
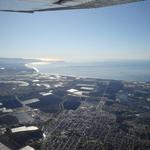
{"left": 0, "top": 58, "right": 41, "bottom": 64}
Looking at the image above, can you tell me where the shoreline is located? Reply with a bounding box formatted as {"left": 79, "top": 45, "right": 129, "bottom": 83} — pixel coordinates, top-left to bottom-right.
{"left": 25, "top": 61, "right": 150, "bottom": 83}
{"left": 25, "top": 63, "right": 39, "bottom": 73}
{"left": 25, "top": 62, "right": 49, "bottom": 73}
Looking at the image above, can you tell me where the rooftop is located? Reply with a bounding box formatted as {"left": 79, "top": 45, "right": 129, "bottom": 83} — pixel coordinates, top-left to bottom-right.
{"left": 19, "top": 145, "right": 35, "bottom": 150}
{"left": 0, "top": 142, "right": 10, "bottom": 150}
{"left": 11, "top": 126, "right": 39, "bottom": 133}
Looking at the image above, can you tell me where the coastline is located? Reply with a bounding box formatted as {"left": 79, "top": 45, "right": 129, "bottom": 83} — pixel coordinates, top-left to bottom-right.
{"left": 25, "top": 62, "right": 49, "bottom": 73}
{"left": 25, "top": 61, "right": 150, "bottom": 83}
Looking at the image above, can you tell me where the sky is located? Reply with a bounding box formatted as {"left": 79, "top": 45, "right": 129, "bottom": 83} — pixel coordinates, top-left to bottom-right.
{"left": 0, "top": 0, "right": 150, "bottom": 62}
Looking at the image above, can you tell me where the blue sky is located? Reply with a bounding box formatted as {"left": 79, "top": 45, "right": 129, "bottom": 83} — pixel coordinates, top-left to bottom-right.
{"left": 0, "top": 0, "right": 150, "bottom": 62}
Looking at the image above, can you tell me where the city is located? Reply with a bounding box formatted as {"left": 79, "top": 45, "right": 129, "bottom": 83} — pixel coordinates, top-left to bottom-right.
{"left": 0, "top": 59, "right": 150, "bottom": 150}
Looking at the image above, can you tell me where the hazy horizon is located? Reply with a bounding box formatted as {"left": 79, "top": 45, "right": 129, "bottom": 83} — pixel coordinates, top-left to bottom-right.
{"left": 0, "top": 57, "right": 150, "bottom": 63}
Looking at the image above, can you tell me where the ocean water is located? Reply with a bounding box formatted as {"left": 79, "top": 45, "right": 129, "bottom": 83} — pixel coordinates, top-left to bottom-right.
{"left": 36, "top": 60, "right": 150, "bottom": 82}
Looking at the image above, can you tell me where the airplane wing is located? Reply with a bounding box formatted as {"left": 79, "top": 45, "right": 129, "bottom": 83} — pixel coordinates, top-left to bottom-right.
{"left": 0, "top": 0, "right": 144, "bottom": 13}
